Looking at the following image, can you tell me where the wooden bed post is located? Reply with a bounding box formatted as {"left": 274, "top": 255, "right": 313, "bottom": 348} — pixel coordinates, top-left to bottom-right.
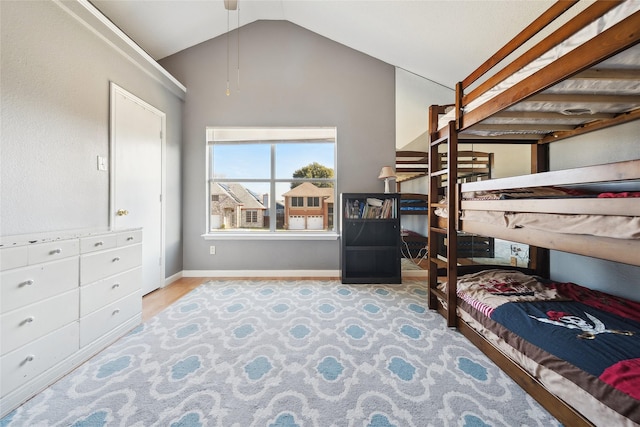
{"left": 445, "top": 122, "right": 458, "bottom": 327}
{"left": 427, "top": 110, "right": 459, "bottom": 327}
{"left": 455, "top": 82, "right": 463, "bottom": 130}
{"left": 427, "top": 105, "right": 441, "bottom": 312}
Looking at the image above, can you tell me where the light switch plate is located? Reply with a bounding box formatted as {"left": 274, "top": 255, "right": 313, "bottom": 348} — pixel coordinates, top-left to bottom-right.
{"left": 97, "top": 156, "right": 108, "bottom": 171}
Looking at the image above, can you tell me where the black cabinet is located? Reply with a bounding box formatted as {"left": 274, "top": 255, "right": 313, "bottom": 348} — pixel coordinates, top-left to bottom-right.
{"left": 341, "top": 193, "right": 401, "bottom": 284}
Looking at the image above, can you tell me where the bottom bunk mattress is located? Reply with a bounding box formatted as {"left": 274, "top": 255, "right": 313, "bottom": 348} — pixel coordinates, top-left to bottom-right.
{"left": 460, "top": 210, "right": 640, "bottom": 240}
{"left": 457, "top": 188, "right": 640, "bottom": 240}
{"left": 448, "top": 269, "right": 640, "bottom": 426}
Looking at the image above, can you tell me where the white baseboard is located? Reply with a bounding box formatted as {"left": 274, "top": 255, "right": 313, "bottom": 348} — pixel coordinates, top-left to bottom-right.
{"left": 164, "top": 271, "right": 183, "bottom": 286}
{"left": 182, "top": 270, "right": 341, "bottom": 278}
{"left": 179, "top": 270, "right": 426, "bottom": 280}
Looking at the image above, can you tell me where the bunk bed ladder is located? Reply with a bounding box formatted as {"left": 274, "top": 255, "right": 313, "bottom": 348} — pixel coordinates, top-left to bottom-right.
{"left": 427, "top": 115, "right": 458, "bottom": 328}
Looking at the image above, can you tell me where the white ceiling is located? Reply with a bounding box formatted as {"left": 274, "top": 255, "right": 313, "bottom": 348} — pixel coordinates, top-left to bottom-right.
{"left": 91, "top": 0, "right": 555, "bottom": 89}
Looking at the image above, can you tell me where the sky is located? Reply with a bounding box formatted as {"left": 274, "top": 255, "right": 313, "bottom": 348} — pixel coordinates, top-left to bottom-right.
{"left": 212, "top": 141, "right": 335, "bottom": 203}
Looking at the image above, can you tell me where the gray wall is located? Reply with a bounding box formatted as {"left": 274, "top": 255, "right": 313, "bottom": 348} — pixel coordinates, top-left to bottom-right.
{"left": 548, "top": 121, "right": 640, "bottom": 301}
{"left": 160, "top": 21, "right": 395, "bottom": 272}
{"left": 0, "top": 1, "right": 184, "bottom": 278}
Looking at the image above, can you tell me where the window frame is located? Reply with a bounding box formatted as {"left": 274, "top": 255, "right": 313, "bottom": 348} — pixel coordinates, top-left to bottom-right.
{"left": 204, "top": 127, "right": 339, "bottom": 240}
{"left": 307, "top": 197, "right": 320, "bottom": 208}
{"left": 245, "top": 210, "right": 258, "bottom": 223}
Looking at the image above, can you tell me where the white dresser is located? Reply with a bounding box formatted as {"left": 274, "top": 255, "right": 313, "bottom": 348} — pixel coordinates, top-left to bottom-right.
{"left": 0, "top": 229, "right": 142, "bottom": 417}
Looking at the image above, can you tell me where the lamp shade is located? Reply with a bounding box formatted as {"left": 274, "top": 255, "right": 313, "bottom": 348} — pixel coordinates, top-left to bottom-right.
{"left": 378, "top": 166, "right": 396, "bottom": 179}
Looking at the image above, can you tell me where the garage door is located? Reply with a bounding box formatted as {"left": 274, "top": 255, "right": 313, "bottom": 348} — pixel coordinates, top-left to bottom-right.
{"left": 289, "top": 216, "right": 305, "bottom": 230}
{"left": 307, "top": 216, "right": 324, "bottom": 230}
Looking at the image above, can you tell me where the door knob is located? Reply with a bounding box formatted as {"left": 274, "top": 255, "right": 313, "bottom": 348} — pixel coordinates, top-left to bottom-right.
{"left": 116, "top": 209, "right": 129, "bottom": 216}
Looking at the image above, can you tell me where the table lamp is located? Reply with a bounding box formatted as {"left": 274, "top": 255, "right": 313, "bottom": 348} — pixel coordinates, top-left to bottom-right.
{"left": 378, "top": 166, "right": 396, "bottom": 193}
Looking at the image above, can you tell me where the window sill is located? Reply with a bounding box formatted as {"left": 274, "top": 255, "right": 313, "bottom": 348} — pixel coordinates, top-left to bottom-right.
{"left": 202, "top": 232, "right": 339, "bottom": 241}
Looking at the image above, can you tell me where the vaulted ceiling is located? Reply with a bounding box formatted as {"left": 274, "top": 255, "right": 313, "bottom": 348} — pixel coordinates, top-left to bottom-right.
{"left": 90, "top": 0, "right": 555, "bottom": 89}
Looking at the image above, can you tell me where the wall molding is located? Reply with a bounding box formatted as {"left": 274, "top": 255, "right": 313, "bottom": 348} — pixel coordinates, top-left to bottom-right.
{"left": 53, "top": 0, "right": 186, "bottom": 100}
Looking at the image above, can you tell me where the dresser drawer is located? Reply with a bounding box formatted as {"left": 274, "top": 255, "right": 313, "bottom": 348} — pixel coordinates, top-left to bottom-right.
{"left": 80, "top": 291, "right": 141, "bottom": 347}
{"left": 1, "top": 290, "right": 79, "bottom": 356}
{"left": 80, "top": 244, "right": 142, "bottom": 285}
{"left": 117, "top": 230, "right": 142, "bottom": 247}
{"left": 1, "top": 257, "right": 79, "bottom": 313}
{"left": 0, "top": 322, "right": 79, "bottom": 398}
{"left": 80, "top": 234, "right": 118, "bottom": 254}
{"left": 0, "top": 246, "right": 28, "bottom": 271}
{"left": 80, "top": 267, "right": 141, "bottom": 316}
{"left": 28, "top": 240, "right": 79, "bottom": 265}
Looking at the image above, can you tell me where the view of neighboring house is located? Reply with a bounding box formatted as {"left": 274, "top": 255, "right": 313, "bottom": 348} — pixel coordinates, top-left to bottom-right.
{"left": 282, "top": 182, "right": 334, "bottom": 231}
{"left": 210, "top": 182, "right": 334, "bottom": 231}
{"left": 210, "top": 183, "right": 267, "bottom": 230}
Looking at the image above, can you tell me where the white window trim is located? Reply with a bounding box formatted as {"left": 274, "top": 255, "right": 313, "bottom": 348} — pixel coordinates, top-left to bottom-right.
{"left": 202, "top": 232, "right": 339, "bottom": 241}
{"left": 205, "top": 127, "right": 337, "bottom": 240}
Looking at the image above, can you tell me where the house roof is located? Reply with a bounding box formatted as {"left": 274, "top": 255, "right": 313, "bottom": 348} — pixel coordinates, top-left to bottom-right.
{"left": 212, "top": 182, "right": 266, "bottom": 209}
{"left": 282, "top": 182, "right": 334, "bottom": 198}
{"left": 90, "top": 0, "right": 556, "bottom": 90}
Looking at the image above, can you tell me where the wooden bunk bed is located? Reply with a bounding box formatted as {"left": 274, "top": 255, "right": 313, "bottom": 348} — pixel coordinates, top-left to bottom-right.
{"left": 426, "top": 1, "right": 640, "bottom": 426}
{"left": 394, "top": 151, "right": 430, "bottom": 260}
{"left": 396, "top": 150, "right": 493, "bottom": 259}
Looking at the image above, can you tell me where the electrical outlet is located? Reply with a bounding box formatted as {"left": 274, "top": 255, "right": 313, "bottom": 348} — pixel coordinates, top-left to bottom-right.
{"left": 209, "top": 245, "right": 216, "bottom": 255}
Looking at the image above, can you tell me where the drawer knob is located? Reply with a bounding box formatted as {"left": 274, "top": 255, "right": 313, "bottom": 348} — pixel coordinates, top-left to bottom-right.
{"left": 50, "top": 248, "right": 62, "bottom": 255}
{"left": 20, "top": 355, "right": 35, "bottom": 366}
{"left": 112, "top": 257, "right": 121, "bottom": 262}
{"left": 112, "top": 309, "right": 121, "bottom": 315}
{"left": 126, "top": 236, "right": 134, "bottom": 241}
{"left": 19, "top": 279, "right": 34, "bottom": 287}
{"left": 22, "top": 316, "right": 35, "bottom": 325}
{"left": 95, "top": 241, "right": 104, "bottom": 247}
{"left": 112, "top": 283, "right": 120, "bottom": 289}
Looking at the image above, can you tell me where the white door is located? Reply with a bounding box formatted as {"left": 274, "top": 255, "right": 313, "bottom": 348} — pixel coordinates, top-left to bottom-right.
{"left": 110, "top": 83, "right": 164, "bottom": 296}
{"left": 307, "top": 216, "right": 323, "bottom": 230}
{"left": 289, "top": 216, "right": 305, "bottom": 230}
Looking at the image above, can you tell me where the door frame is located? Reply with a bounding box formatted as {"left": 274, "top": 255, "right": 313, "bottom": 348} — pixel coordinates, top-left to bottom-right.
{"left": 109, "top": 82, "right": 166, "bottom": 289}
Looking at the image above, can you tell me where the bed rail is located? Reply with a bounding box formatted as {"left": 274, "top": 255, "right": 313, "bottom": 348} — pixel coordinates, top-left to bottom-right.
{"left": 435, "top": 0, "right": 640, "bottom": 143}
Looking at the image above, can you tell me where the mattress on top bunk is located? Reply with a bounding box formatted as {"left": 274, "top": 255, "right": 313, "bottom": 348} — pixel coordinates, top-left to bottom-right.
{"left": 441, "top": 269, "right": 640, "bottom": 426}
{"left": 462, "top": 186, "right": 640, "bottom": 200}
{"left": 436, "top": 1, "right": 640, "bottom": 133}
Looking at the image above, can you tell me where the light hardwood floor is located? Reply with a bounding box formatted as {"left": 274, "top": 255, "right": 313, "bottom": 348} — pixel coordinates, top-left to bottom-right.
{"left": 142, "top": 277, "right": 207, "bottom": 321}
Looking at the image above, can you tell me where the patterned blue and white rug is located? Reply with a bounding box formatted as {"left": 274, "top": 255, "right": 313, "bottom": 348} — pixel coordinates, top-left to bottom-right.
{"left": 1, "top": 280, "right": 560, "bottom": 426}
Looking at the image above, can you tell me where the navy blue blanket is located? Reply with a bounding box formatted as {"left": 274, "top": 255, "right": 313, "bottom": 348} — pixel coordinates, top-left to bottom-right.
{"left": 491, "top": 301, "right": 640, "bottom": 377}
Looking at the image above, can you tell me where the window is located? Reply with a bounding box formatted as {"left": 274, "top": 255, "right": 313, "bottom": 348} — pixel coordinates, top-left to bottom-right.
{"left": 246, "top": 210, "right": 258, "bottom": 223}
{"left": 207, "top": 127, "right": 337, "bottom": 234}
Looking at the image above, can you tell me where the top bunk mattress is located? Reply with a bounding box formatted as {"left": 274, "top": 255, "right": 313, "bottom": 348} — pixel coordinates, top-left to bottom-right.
{"left": 437, "top": 1, "right": 640, "bottom": 134}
